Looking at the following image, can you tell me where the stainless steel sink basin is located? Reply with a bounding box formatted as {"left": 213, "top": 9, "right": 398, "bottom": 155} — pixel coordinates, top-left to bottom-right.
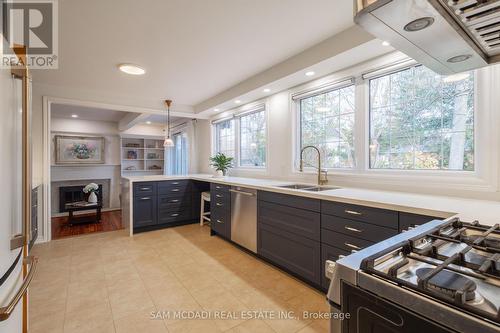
{"left": 276, "top": 184, "right": 315, "bottom": 190}
{"left": 276, "top": 184, "right": 340, "bottom": 191}
{"left": 302, "top": 186, "right": 340, "bottom": 192}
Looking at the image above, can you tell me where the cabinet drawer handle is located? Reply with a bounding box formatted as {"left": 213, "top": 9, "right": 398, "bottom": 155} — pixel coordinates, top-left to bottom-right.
{"left": 171, "top": 213, "right": 179, "bottom": 217}
{"left": 216, "top": 185, "right": 222, "bottom": 189}
{"left": 216, "top": 219, "right": 223, "bottom": 224}
{"left": 338, "top": 255, "right": 346, "bottom": 260}
{"left": 344, "top": 210, "right": 362, "bottom": 216}
{"left": 344, "top": 226, "right": 362, "bottom": 233}
{"left": 140, "top": 187, "right": 150, "bottom": 190}
{"left": 216, "top": 203, "right": 223, "bottom": 206}
{"left": 141, "top": 197, "right": 151, "bottom": 200}
{"left": 344, "top": 242, "right": 361, "bottom": 250}
{"left": 171, "top": 189, "right": 180, "bottom": 192}
{"left": 216, "top": 194, "right": 223, "bottom": 198}
{"left": 170, "top": 199, "right": 179, "bottom": 203}
{"left": 171, "top": 182, "right": 179, "bottom": 185}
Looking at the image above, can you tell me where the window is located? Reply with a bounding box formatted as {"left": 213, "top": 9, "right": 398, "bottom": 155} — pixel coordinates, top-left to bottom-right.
{"left": 213, "top": 108, "right": 267, "bottom": 168}
{"left": 299, "top": 84, "right": 355, "bottom": 168}
{"left": 369, "top": 65, "right": 474, "bottom": 171}
{"left": 239, "top": 110, "right": 266, "bottom": 167}
{"left": 214, "top": 119, "right": 235, "bottom": 158}
{"left": 170, "top": 132, "right": 188, "bottom": 175}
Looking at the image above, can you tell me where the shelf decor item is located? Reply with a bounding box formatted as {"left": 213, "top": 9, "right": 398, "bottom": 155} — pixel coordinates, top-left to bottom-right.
{"left": 55, "top": 135, "right": 105, "bottom": 164}
{"left": 83, "top": 182, "right": 99, "bottom": 203}
{"left": 127, "top": 150, "right": 138, "bottom": 159}
{"left": 209, "top": 153, "right": 233, "bottom": 177}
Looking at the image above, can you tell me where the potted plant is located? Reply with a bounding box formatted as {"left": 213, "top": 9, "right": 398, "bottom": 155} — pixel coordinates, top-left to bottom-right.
{"left": 209, "top": 153, "right": 233, "bottom": 177}
{"left": 83, "top": 183, "right": 99, "bottom": 203}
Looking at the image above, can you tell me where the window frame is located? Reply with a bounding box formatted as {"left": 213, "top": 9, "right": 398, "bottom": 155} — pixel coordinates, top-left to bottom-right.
{"left": 290, "top": 55, "right": 496, "bottom": 192}
{"left": 366, "top": 63, "right": 475, "bottom": 172}
{"left": 295, "top": 80, "right": 357, "bottom": 170}
{"left": 212, "top": 105, "right": 268, "bottom": 170}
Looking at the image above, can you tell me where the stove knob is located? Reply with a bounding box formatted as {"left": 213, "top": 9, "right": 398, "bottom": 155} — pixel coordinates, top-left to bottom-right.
{"left": 325, "top": 260, "right": 337, "bottom": 280}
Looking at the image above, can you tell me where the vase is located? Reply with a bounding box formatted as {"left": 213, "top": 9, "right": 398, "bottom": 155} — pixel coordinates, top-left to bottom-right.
{"left": 88, "top": 192, "right": 98, "bottom": 203}
{"left": 215, "top": 170, "right": 224, "bottom": 178}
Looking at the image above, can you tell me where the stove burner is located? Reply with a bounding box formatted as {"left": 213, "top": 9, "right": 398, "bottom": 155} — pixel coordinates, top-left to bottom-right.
{"left": 416, "top": 267, "right": 477, "bottom": 302}
{"left": 461, "top": 234, "right": 500, "bottom": 250}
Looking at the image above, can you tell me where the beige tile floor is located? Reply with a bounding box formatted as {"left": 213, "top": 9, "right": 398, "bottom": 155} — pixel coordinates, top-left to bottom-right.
{"left": 29, "top": 224, "right": 330, "bottom": 333}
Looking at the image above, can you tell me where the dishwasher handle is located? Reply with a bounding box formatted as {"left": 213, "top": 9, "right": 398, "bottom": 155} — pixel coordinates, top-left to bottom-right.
{"left": 229, "top": 189, "right": 255, "bottom": 196}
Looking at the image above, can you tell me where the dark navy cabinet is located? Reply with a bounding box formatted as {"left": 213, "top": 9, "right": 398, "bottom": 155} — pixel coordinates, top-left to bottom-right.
{"left": 210, "top": 183, "right": 231, "bottom": 239}
{"left": 133, "top": 180, "right": 209, "bottom": 233}
{"left": 257, "top": 191, "right": 322, "bottom": 286}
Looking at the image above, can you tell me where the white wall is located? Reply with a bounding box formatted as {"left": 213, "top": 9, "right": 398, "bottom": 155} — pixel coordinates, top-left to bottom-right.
{"left": 198, "top": 55, "right": 500, "bottom": 202}
{"left": 50, "top": 118, "right": 122, "bottom": 210}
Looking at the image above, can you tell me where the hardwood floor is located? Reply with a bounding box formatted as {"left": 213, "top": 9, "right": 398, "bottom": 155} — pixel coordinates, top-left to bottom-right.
{"left": 51, "top": 210, "right": 123, "bottom": 240}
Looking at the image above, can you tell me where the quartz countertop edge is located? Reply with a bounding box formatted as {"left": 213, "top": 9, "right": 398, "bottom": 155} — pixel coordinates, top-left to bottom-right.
{"left": 122, "top": 174, "right": 500, "bottom": 226}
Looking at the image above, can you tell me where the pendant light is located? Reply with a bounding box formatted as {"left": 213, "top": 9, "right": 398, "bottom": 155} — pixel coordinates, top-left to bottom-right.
{"left": 163, "top": 99, "right": 174, "bottom": 147}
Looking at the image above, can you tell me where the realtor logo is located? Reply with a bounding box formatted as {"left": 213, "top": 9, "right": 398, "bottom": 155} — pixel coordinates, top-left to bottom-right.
{"left": 1, "top": 0, "right": 58, "bottom": 69}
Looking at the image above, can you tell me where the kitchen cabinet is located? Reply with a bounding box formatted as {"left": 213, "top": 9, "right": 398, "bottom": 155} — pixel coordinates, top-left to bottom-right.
{"left": 258, "top": 222, "right": 321, "bottom": 286}
{"left": 210, "top": 183, "right": 231, "bottom": 239}
{"left": 133, "top": 193, "right": 157, "bottom": 228}
{"left": 321, "top": 201, "right": 399, "bottom": 230}
{"left": 399, "top": 212, "right": 441, "bottom": 232}
{"left": 133, "top": 180, "right": 208, "bottom": 232}
{"left": 258, "top": 191, "right": 321, "bottom": 286}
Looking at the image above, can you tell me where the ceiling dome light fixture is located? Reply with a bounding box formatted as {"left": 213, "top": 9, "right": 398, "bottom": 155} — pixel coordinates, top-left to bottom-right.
{"left": 163, "top": 99, "right": 174, "bottom": 147}
{"left": 118, "top": 63, "right": 146, "bottom": 75}
{"left": 447, "top": 54, "right": 472, "bottom": 63}
{"left": 404, "top": 17, "right": 434, "bottom": 32}
{"left": 382, "top": 41, "right": 390, "bottom": 46}
{"left": 305, "top": 71, "right": 315, "bottom": 76}
{"left": 71, "top": 114, "right": 78, "bottom": 118}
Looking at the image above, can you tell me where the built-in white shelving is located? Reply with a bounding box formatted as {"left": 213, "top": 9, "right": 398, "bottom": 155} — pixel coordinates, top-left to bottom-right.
{"left": 121, "top": 136, "right": 165, "bottom": 176}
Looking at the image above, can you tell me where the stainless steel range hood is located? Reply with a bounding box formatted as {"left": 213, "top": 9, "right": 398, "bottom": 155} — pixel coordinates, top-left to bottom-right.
{"left": 354, "top": 0, "right": 500, "bottom": 75}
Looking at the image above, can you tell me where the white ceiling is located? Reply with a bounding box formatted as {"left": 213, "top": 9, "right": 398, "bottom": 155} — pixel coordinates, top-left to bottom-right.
{"left": 50, "top": 104, "right": 132, "bottom": 122}
{"left": 32, "top": 0, "right": 355, "bottom": 108}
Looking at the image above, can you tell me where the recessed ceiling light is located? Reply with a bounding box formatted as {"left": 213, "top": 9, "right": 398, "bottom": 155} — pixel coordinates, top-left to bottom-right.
{"left": 71, "top": 114, "right": 78, "bottom": 118}
{"left": 447, "top": 54, "right": 472, "bottom": 63}
{"left": 382, "top": 41, "right": 390, "bottom": 46}
{"left": 443, "top": 73, "right": 470, "bottom": 83}
{"left": 404, "top": 17, "right": 434, "bottom": 32}
{"left": 214, "top": 108, "right": 220, "bottom": 112}
{"left": 146, "top": 121, "right": 151, "bottom": 124}
{"left": 118, "top": 63, "right": 146, "bottom": 75}
{"left": 235, "top": 100, "right": 241, "bottom": 104}
{"left": 305, "top": 71, "right": 315, "bottom": 77}
{"left": 263, "top": 88, "right": 271, "bottom": 93}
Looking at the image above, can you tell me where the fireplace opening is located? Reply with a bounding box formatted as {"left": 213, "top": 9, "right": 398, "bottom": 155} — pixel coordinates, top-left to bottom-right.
{"left": 59, "top": 184, "right": 103, "bottom": 213}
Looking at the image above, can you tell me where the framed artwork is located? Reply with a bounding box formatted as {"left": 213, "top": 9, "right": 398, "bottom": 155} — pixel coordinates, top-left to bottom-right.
{"left": 55, "top": 135, "right": 105, "bottom": 164}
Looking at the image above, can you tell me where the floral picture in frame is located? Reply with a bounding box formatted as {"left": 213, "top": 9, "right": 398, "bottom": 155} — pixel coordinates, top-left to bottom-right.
{"left": 55, "top": 135, "right": 105, "bottom": 164}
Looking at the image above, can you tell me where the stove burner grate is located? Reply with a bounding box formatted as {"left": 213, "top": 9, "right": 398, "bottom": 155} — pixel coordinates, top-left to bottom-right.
{"left": 416, "top": 267, "right": 477, "bottom": 302}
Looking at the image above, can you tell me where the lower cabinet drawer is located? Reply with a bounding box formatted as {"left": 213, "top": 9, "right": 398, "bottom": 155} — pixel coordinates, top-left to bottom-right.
{"left": 258, "top": 223, "right": 321, "bottom": 286}
{"left": 321, "top": 201, "right": 398, "bottom": 230}
{"left": 258, "top": 201, "right": 320, "bottom": 241}
{"left": 322, "top": 214, "right": 397, "bottom": 243}
{"left": 321, "top": 244, "right": 349, "bottom": 290}
{"left": 158, "top": 194, "right": 191, "bottom": 210}
{"left": 211, "top": 208, "right": 230, "bottom": 238}
{"left": 158, "top": 207, "right": 192, "bottom": 224}
{"left": 322, "top": 228, "right": 374, "bottom": 253}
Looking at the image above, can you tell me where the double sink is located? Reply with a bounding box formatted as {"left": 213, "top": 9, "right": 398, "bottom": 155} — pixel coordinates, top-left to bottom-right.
{"left": 276, "top": 184, "right": 341, "bottom": 192}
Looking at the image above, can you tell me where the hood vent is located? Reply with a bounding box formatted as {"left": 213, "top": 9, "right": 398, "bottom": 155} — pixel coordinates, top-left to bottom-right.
{"left": 354, "top": 0, "right": 500, "bottom": 75}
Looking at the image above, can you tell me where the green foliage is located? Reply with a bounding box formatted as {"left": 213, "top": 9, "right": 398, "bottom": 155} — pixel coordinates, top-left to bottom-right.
{"left": 209, "top": 153, "right": 233, "bottom": 174}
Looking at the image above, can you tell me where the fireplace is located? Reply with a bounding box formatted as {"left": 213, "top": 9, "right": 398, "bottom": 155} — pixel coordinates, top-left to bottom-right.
{"left": 51, "top": 179, "right": 110, "bottom": 214}
{"left": 59, "top": 184, "right": 103, "bottom": 212}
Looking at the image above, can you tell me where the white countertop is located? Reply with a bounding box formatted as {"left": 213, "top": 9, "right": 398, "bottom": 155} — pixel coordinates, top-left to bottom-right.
{"left": 123, "top": 174, "right": 500, "bottom": 226}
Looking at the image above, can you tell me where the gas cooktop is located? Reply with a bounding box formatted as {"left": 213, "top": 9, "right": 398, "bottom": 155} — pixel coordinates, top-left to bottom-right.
{"left": 361, "top": 218, "right": 500, "bottom": 324}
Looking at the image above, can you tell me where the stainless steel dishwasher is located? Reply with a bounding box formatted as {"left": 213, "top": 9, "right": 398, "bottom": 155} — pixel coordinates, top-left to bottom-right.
{"left": 230, "top": 186, "right": 257, "bottom": 253}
